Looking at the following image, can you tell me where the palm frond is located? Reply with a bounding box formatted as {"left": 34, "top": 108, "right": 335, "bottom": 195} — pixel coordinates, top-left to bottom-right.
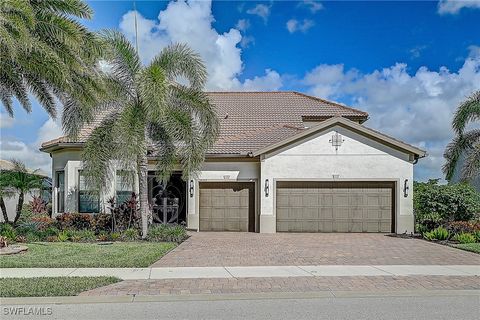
{"left": 153, "top": 43, "right": 207, "bottom": 89}
{"left": 443, "top": 129, "right": 480, "bottom": 180}
{"left": 461, "top": 143, "right": 480, "bottom": 181}
{"left": 452, "top": 90, "right": 480, "bottom": 135}
{"left": 100, "top": 30, "right": 140, "bottom": 93}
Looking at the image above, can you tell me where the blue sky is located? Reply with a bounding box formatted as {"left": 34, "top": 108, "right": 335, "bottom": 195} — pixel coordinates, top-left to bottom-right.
{"left": 1, "top": 0, "right": 480, "bottom": 180}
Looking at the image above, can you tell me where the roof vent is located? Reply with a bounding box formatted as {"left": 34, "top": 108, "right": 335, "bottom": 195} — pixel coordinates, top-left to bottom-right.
{"left": 224, "top": 113, "right": 229, "bottom": 119}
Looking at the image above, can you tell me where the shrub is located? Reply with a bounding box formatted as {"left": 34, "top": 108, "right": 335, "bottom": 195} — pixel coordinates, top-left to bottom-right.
{"left": 423, "top": 227, "right": 449, "bottom": 241}
{"left": 122, "top": 228, "right": 139, "bottom": 241}
{"left": 474, "top": 230, "right": 480, "bottom": 242}
{"left": 15, "top": 222, "right": 41, "bottom": 236}
{"left": 148, "top": 224, "right": 188, "bottom": 243}
{"left": 108, "top": 193, "right": 141, "bottom": 232}
{"left": 56, "top": 213, "right": 92, "bottom": 230}
{"left": 91, "top": 213, "right": 112, "bottom": 233}
{"left": 444, "top": 221, "right": 480, "bottom": 235}
{"left": 25, "top": 232, "right": 40, "bottom": 243}
{"left": 97, "top": 231, "right": 110, "bottom": 242}
{"left": 415, "top": 212, "right": 442, "bottom": 233}
{"left": 46, "top": 235, "right": 58, "bottom": 242}
{"left": 57, "top": 230, "right": 70, "bottom": 242}
{"left": 30, "top": 216, "right": 55, "bottom": 230}
{"left": 414, "top": 180, "right": 480, "bottom": 223}
{"left": 29, "top": 196, "right": 48, "bottom": 215}
{"left": 452, "top": 232, "right": 477, "bottom": 244}
{"left": 110, "top": 232, "right": 121, "bottom": 241}
{"left": 76, "top": 230, "right": 96, "bottom": 242}
{"left": 0, "top": 224, "right": 17, "bottom": 242}
{"left": 42, "top": 226, "right": 60, "bottom": 237}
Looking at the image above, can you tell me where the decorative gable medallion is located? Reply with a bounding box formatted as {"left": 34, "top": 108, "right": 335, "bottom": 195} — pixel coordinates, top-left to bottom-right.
{"left": 329, "top": 132, "right": 344, "bottom": 151}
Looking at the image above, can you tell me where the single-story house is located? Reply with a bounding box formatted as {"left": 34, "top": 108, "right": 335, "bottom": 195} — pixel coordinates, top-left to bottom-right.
{"left": 40, "top": 91, "right": 426, "bottom": 234}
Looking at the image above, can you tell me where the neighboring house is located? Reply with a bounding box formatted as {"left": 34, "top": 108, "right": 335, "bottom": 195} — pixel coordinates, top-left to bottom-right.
{"left": 0, "top": 159, "right": 50, "bottom": 222}
{"left": 40, "top": 92, "right": 426, "bottom": 234}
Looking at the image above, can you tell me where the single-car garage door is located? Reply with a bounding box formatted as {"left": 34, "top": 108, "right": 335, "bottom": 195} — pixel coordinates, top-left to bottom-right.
{"left": 199, "top": 182, "right": 255, "bottom": 232}
{"left": 276, "top": 181, "right": 394, "bottom": 233}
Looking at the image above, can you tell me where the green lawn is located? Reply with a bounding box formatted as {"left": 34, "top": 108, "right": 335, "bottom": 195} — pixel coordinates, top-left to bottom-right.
{"left": 453, "top": 243, "right": 480, "bottom": 254}
{"left": 0, "top": 277, "right": 120, "bottom": 297}
{"left": 0, "top": 242, "right": 176, "bottom": 268}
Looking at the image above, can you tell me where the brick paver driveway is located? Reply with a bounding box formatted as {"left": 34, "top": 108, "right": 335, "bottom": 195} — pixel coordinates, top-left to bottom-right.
{"left": 152, "top": 232, "right": 480, "bottom": 267}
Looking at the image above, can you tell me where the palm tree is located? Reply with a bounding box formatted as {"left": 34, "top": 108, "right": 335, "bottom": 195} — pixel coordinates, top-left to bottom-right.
{"left": 0, "top": 160, "right": 44, "bottom": 224}
{"left": 443, "top": 90, "right": 480, "bottom": 181}
{"left": 0, "top": 0, "right": 104, "bottom": 118}
{"left": 65, "top": 31, "right": 219, "bottom": 237}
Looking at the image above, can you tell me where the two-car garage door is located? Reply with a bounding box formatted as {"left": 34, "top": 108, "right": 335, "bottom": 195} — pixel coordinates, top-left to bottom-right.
{"left": 276, "top": 181, "right": 394, "bottom": 233}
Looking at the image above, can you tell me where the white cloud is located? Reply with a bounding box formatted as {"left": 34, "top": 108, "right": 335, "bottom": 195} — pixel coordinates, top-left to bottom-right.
{"left": 409, "top": 45, "right": 427, "bottom": 59}
{"left": 437, "top": 0, "right": 480, "bottom": 14}
{"left": 236, "top": 19, "right": 250, "bottom": 31}
{"left": 0, "top": 113, "right": 14, "bottom": 128}
{"left": 1, "top": 118, "right": 62, "bottom": 176}
{"left": 232, "top": 69, "right": 283, "bottom": 91}
{"left": 302, "top": 54, "right": 480, "bottom": 181}
{"left": 246, "top": 3, "right": 271, "bottom": 23}
{"left": 118, "top": 0, "right": 280, "bottom": 91}
{"left": 286, "top": 19, "right": 315, "bottom": 33}
{"left": 299, "top": 0, "right": 324, "bottom": 13}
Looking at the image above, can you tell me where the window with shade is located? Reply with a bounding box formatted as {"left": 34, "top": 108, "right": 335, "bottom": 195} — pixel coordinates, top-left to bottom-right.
{"left": 78, "top": 171, "right": 100, "bottom": 213}
{"left": 116, "top": 171, "right": 134, "bottom": 205}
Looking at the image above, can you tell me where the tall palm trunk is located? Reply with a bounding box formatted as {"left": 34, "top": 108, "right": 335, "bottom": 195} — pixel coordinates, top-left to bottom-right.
{"left": 0, "top": 196, "right": 9, "bottom": 223}
{"left": 138, "top": 152, "right": 149, "bottom": 238}
{"left": 14, "top": 191, "right": 24, "bottom": 224}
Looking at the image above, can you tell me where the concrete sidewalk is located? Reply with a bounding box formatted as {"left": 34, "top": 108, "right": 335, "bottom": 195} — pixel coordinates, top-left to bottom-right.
{"left": 1, "top": 265, "right": 479, "bottom": 280}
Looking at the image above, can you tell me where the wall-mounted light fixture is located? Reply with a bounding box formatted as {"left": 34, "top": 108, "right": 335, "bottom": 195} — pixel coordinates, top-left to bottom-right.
{"left": 264, "top": 179, "right": 269, "bottom": 197}
{"left": 403, "top": 179, "right": 409, "bottom": 198}
{"left": 189, "top": 180, "right": 194, "bottom": 198}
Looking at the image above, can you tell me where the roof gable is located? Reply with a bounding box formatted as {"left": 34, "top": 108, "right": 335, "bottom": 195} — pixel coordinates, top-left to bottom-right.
{"left": 253, "top": 117, "right": 426, "bottom": 158}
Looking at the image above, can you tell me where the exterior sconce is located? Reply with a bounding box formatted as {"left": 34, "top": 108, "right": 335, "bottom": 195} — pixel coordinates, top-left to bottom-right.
{"left": 403, "top": 179, "right": 409, "bottom": 198}
{"left": 264, "top": 179, "right": 269, "bottom": 197}
{"left": 189, "top": 180, "right": 194, "bottom": 198}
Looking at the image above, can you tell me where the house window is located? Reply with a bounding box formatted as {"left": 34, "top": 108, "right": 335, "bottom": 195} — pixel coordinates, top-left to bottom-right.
{"left": 116, "top": 171, "right": 133, "bottom": 205}
{"left": 78, "top": 171, "right": 100, "bottom": 213}
{"left": 55, "top": 171, "right": 65, "bottom": 213}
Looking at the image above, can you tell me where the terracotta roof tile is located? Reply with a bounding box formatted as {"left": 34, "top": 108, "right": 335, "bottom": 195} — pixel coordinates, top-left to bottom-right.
{"left": 41, "top": 91, "right": 368, "bottom": 155}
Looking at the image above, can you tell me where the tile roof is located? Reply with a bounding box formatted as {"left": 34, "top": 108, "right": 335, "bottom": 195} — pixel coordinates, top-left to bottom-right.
{"left": 41, "top": 91, "right": 368, "bottom": 155}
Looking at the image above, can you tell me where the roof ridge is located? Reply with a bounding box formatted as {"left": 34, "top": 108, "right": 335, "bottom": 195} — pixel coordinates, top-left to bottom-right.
{"left": 291, "top": 91, "right": 369, "bottom": 117}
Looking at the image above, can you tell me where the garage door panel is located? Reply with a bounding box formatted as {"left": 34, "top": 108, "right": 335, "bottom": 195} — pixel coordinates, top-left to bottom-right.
{"left": 199, "top": 182, "right": 254, "bottom": 232}
{"left": 276, "top": 181, "right": 394, "bottom": 233}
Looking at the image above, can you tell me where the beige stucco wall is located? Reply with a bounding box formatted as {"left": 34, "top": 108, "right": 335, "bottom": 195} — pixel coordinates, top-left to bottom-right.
{"left": 51, "top": 150, "right": 139, "bottom": 215}
{"left": 259, "top": 125, "right": 415, "bottom": 234}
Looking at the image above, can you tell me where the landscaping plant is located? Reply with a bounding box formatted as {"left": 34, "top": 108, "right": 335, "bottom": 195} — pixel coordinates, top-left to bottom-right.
{"left": 414, "top": 180, "right": 480, "bottom": 232}
{"left": 423, "top": 227, "right": 449, "bottom": 241}
{"left": 452, "top": 233, "right": 477, "bottom": 244}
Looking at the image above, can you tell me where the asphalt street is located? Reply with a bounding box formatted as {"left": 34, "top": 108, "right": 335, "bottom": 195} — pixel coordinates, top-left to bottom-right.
{"left": 2, "top": 293, "right": 479, "bottom": 320}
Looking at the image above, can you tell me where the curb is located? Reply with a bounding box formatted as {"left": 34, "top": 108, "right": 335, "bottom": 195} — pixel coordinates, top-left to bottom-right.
{"left": 1, "top": 289, "right": 479, "bottom": 305}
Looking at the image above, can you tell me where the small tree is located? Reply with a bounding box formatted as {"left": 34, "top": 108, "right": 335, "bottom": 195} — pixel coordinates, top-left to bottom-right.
{"left": 0, "top": 160, "right": 44, "bottom": 224}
